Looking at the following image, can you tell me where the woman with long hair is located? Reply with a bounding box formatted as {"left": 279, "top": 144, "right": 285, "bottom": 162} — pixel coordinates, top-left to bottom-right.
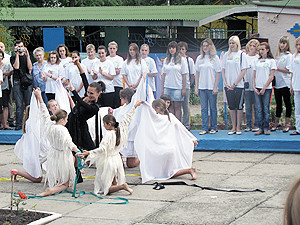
{"left": 195, "top": 38, "right": 221, "bottom": 135}
{"left": 271, "top": 36, "right": 293, "bottom": 132}
{"left": 161, "top": 41, "right": 188, "bottom": 121}
{"left": 121, "top": 43, "right": 148, "bottom": 90}
{"left": 222, "top": 36, "right": 248, "bottom": 135}
{"left": 41, "top": 51, "right": 65, "bottom": 101}
{"left": 253, "top": 42, "right": 276, "bottom": 135}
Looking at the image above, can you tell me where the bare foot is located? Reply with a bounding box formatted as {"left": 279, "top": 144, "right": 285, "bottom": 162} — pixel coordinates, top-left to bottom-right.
{"left": 39, "top": 188, "right": 51, "bottom": 197}
{"left": 122, "top": 183, "right": 133, "bottom": 195}
{"left": 190, "top": 168, "right": 197, "bottom": 180}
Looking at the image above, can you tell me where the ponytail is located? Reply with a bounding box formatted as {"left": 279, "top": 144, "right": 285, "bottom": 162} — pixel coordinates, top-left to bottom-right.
{"left": 50, "top": 109, "right": 68, "bottom": 122}
{"left": 103, "top": 114, "right": 120, "bottom": 146}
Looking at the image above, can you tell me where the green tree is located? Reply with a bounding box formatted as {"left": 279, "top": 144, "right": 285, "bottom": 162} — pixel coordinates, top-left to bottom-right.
{"left": 0, "top": 0, "right": 15, "bottom": 51}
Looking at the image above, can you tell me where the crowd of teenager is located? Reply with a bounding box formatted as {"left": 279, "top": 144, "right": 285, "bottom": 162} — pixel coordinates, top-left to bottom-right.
{"left": 1, "top": 35, "right": 300, "bottom": 135}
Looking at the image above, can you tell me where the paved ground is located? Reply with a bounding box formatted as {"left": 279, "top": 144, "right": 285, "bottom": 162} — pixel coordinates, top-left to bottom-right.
{"left": 1, "top": 144, "right": 300, "bottom": 224}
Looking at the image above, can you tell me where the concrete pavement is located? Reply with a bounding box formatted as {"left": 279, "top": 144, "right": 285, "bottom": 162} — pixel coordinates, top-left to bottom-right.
{"left": 0, "top": 144, "right": 299, "bottom": 224}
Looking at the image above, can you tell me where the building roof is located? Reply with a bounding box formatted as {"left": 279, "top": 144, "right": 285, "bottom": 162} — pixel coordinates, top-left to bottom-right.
{"left": 1, "top": 5, "right": 257, "bottom": 27}
{"left": 254, "top": 0, "right": 300, "bottom": 8}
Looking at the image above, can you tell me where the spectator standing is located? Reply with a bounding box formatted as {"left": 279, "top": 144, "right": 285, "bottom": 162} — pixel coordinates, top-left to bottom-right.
{"left": 10, "top": 40, "right": 33, "bottom": 130}
{"left": 107, "top": 41, "right": 124, "bottom": 108}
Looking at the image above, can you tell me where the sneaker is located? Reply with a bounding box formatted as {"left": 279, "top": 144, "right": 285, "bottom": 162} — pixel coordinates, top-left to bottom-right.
{"left": 209, "top": 129, "right": 217, "bottom": 134}
{"left": 15, "top": 126, "right": 22, "bottom": 131}
{"left": 245, "top": 127, "right": 251, "bottom": 132}
{"left": 252, "top": 127, "right": 259, "bottom": 132}
{"left": 228, "top": 131, "right": 236, "bottom": 135}
{"left": 199, "top": 130, "right": 207, "bottom": 135}
{"left": 283, "top": 126, "right": 290, "bottom": 133}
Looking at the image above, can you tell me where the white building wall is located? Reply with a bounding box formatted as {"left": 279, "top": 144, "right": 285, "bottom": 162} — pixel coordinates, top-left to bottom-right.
{"left": 258, "top": 12, "right": 299, "bottom": 54}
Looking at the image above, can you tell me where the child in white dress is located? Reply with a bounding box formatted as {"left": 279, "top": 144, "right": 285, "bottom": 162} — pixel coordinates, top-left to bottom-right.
{"left": 78, "top": 100, "right": 144, "bottom": 195}
{"left": 33, "top": 88, "right": 81, "bottom": 197}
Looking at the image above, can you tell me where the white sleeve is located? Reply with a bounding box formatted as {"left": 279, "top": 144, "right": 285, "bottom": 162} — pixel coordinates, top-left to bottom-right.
{"left": 221, "top": 53, "right": 227, "bottom": 69}
{"left": 270, "top": 59, "right": 277, "bottom": 70}
{"left": 241, "top": 53, "right": 248, "bottom": 70}
{"left": 286, "top": 54, "right": 292, "bottom": 70}
{"left": 180, "top": 57, "right": 189, "bottom": 74}
{"left": 149, "top": 58, "right": 158, "bottom": 74}
{"left": 120, "top": 61, "right": 127, "bottom": 75}
{"left": 214, "top": 55, "right": 222, "bottom": 73}
{"left": 195, "top": 55, "right": 201, "bottom": 72}
{"left": 188, "top": 58, "right": 196, "bottom": 75}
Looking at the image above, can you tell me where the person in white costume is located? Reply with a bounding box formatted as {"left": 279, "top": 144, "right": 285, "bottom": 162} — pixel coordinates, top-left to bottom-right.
{"left": 13, "top": 94, "right": 48, "bottom": 183}
{"left": 271, "top": 36, "right": 293, "bottom": 132}
{"left": 78, "top": 100, "right": 144, "bottom": 195}
{"left": 290, "top": 37, "right": 300, "bottom": 135}
{"left": 121, "top": 43, "right": 148, "bottom": 90}
{"left": 136, "top": 99, "right": 197, "bottom": 183}
{"left": 32, "top": 88, "right": 80, "bottom": 197}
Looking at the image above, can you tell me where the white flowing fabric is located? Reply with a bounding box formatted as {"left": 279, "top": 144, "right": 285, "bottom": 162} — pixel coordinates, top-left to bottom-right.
{"left": 114, "top": 77, "right": 197, "bottom": 183}
{"left": 113, "top": 77, "right": 155, "bottom": 157}
{"left": 87, "top": 107, "right": 136, "bottom": 195}
{"left": 14, "top": 94, "right": 47, "bottom": 178}
{"left": 55, "top": 78, "right": 71, "bottom": 114}
{"left": 40, "top": 103, "right": 76, "bottom": 188}
{"left": 135, "top": 102, "right": 197, "bottom": 183}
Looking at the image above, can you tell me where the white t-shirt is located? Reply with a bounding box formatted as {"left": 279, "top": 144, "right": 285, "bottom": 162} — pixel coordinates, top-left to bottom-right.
{"left": 92, "top": 59, "right": 116, "bottom": 93}
{"left": 195, "top": 55, "right": 221, "bottom": 90}
{"left": 162, "top": 57, "right": 189, "bottom": 89}
{"left": 275, "top": 53, "right": 292, "bottom": 89}
{"left": 291, "top": 54, "right": 300, "bottom": 91}
{"left": 82, "top": 58, "right": 99, "bottom": 84}
{"left": 221, "top": 50, "right": 248, "bottom": 88}
{"left": 0, "top": 70, "right": 3, "bottom": 97}
{"left": 43, "top": 63, "right": 65, "bottom": 94}
{"left": 121, "top": 59, "right": 148, "bottom": 87}
{"left": 245, "top": 54, "right": 259, "bottom": 91}
{"left": 65, "top": 63, "right": 87, "bottom": 97}
{"left": 1, "top": 62, "right": 13, "bottom": 90}
{"left": 143, "top": 56, "right": 158, "bottom": 91}
{"left": 60, "top": 57, "right": 72, "bottom": 70}
{"left": 253, "top": 58, "right": 277, "bottom": 89}
{"left": 107, "top": 55, "right": 124, "bottom": 88}
{"left": 183, "top": 57, "right": 196, "bottom": 89}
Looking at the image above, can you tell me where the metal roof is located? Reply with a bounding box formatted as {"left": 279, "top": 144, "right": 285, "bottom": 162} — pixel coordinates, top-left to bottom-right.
{"left": 1, "top": 5, "right": 257, "bottom": 27}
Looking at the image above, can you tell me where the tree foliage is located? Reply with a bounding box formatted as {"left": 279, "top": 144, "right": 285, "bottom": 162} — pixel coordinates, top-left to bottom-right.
{"left": 0, "top": 0, "right": 15, "bottom": 51}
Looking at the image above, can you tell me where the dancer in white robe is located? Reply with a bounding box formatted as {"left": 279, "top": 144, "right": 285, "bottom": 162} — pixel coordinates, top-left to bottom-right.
{"left": 136, "top": 99, "right": 197, "bottom": 183}
{"left": 13, "top": 94, "right": 48, "bottom": 182}
{"left": 78, "top": 100, "right": 144, "bottom": 195}
{"left": 33, "top": 88, "right": 80, "bottom": 197}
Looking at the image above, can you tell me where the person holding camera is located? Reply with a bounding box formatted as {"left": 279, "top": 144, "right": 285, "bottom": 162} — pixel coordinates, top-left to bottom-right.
{"left": 10, "top": 40, "right": 33, "bottom": 130}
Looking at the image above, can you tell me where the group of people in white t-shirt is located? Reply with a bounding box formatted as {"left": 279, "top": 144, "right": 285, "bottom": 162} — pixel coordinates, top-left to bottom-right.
{"left": 196, "top": 35, "right": 300, "bottom": 136}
